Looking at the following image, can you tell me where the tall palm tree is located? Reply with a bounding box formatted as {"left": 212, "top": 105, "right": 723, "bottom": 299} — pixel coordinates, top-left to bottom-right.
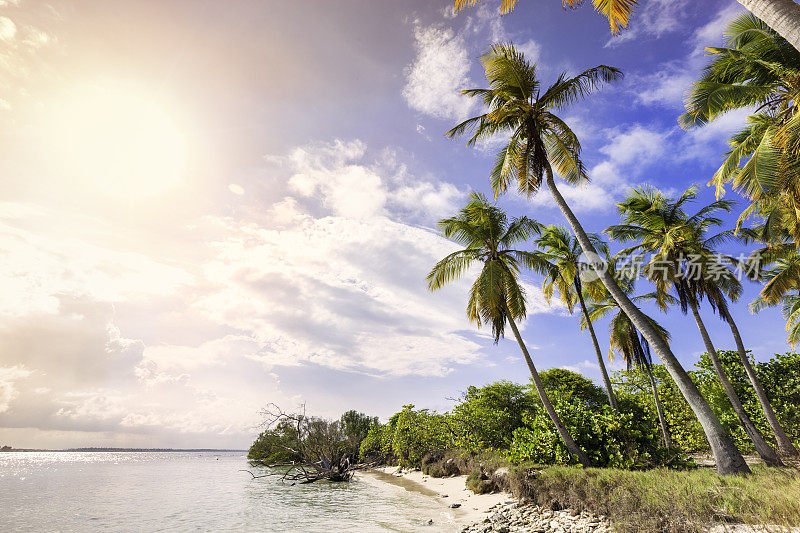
{"left": 583, "top": 268, "right": 674, "bottom": 450}
{"left": 427, "top": 192, "right": 591, "bottom": 465}
{"left": 607, "top": 186, "right": 784, "bottom": 465}
{"left": 447, "top": 43, "right": 749, "bottom": 474}
{"left": 534, "top": 225, "right": 618, "bottom": 409}
{"left": 455, "top": 1, "right": 800, "bottom": 55}
{"left": 680, "top": 13, "right": 800, "bottom": 240}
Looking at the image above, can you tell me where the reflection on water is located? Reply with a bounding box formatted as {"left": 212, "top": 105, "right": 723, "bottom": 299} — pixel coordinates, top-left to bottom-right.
{"left": 0, "top": 452, "right": 457, "bottom": 532}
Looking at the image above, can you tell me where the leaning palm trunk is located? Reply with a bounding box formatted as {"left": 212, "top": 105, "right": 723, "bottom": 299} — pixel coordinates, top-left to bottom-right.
{"left": 738, "top": 0, "right": 800, "bottom": 54}
{"left": 505, "top": 308, "right": 591, "bottom": 466}
{"left": 643, "top": 360, "right": 673, "bottom": 450}
{"left": 721, "top": 307, "right": 799, "bottom": 457}
{"left": 545, "top": 172, "right": 750, "bottom": 475}
{"left": 689, "top": 300, "right": 783, "bottom": 467}
{"left": 575, "top": 279, "right": 618, "bottom": 410}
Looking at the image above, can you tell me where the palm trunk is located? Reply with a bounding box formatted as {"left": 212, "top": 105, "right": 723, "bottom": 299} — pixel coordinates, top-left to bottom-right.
{"left": 545, "top": 172, "right": 750, "bottom": 475}
{"left": 722, "top": 307, "right": 799, "bottom": 457}
{"left": 644, "top": 363, "right": 673, "bottom": 450}
{"left": 738, "top": 0, "right": 800, "bottom": 54}
{"left": 505, "top": 308, "right": 592, "bottom": 466}
{"left": 689, "top": 300, "right": 783, "bottom": 466}
{"left": 575, "top": 278, "right": 618, "bottom": 410}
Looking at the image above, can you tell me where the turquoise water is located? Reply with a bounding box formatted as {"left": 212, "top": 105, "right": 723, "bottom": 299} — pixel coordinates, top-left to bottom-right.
{"left": 0, "top": 451, "right": 458, "bottom": 532}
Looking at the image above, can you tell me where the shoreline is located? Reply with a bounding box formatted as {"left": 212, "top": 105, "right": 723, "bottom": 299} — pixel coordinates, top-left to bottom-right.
{"left": 361, "top": 466, "right": 512, "bottom": 531}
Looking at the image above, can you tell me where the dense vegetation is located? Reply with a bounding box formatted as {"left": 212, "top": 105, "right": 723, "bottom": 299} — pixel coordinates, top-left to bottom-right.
{"left": 356, "top": 355, "right": 800, "bottom": 471}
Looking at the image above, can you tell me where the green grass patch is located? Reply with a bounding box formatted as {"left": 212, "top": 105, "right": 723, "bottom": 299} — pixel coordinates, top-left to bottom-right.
{"left": 511, "top": 464, "right": 800, "bottom": 532}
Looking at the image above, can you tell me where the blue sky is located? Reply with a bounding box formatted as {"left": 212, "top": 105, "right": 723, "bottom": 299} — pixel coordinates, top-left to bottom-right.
{"left": 0, "top": 0, "right": 788, "bottom": 449}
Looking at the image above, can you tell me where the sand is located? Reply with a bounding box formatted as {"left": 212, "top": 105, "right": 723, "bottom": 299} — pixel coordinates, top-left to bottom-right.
{"left": 363, "top": 466, "right": 514, "bottom": 531}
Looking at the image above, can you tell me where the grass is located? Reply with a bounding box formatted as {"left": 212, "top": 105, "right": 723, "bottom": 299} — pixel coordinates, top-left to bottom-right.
{"left": 421, "top": 451, "right": 800, "bottom": 532}
{"left": 509, "top": 464, "right": 800, "bottom": 532}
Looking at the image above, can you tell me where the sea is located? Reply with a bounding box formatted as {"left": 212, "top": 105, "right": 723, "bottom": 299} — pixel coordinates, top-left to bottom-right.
{"left": 0, "top": 451, "right": 459, "bottom": 532}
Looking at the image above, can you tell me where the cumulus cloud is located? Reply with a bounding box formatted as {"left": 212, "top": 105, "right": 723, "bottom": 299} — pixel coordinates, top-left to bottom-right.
{"left": 0, "top": 137, "right": 555, "bottom": 447}
{"left": 402, "top": 22, "right": 474, "bottom": 121}
{"left": 402, "top": 7, "right": 541, "bottom": 122}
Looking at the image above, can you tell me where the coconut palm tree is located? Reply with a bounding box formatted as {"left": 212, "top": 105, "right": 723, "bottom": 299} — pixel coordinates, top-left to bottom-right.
{"left": 584, "top": 287, "right": 674, "bottom": 450}
{"left": 447, "top": 43, "right": 749, "bottom": 474}
{"left": 582, "top": 259, "right": 674, "bottom": 449}
{"left": 680, "top": 13, "right": 800, "bottom": 239}
{"left": 533, "top": 225, "right": 618, "bottom": 410}
{"left": 427, "top": 192, "right": 591, "bottom": 465}
{"left": 607, "top": 186, "right": 784, "bottom": 465}
{"left": 455, "top": 1, "right": 800, "bottom": 55}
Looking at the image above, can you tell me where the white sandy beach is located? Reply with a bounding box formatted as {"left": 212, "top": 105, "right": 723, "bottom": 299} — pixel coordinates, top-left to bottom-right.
{"left": 363, "top": 466, "right": 514, "bottom": 531}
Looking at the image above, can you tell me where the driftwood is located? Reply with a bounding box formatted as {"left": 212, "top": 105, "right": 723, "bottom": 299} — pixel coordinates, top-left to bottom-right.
{"left": 243, "top": 404, "right": 362, "bottom": 484}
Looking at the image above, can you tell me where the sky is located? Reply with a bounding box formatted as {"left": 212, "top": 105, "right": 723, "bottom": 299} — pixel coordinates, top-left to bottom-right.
{"left": 0, "top": 0, "right": 790, "bottom": 450}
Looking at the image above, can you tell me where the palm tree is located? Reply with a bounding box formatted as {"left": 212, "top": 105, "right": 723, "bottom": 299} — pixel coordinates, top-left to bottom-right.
{"left": 680, "top": 13, "right": 800, "bottom": 240}
{"left": 534, "top": 225, "right": 618, "bottom": 410}
{"left": 607, "top": 186, "right": 784, "bottom": 465}
{"left": 447, "top": 43, "right": 749, "bottom": 474}
{"left": 455, "top": 1, "right": 800, "bottom": 55}
{"left": 427, "top": 192, "right": 591, "bottom": 465}
{"left": 583, "top": 267, "right": 674, "bottom": 449}
{"left": 453, "top": 0, "right": 636, "bottom": 33}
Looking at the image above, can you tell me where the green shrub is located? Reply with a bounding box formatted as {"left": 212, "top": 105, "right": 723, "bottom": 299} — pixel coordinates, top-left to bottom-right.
{"left": 248, "top": 420, "right": 302, "bottom": 464}
{"left": 538, "top": 368, "right": 608, "bottom": 408}
{"left": 614, "top": 365, "right": 707, "bottom": 452}
{"left": 509, "top": 401, "right": 671, "bottom": 468}
{"left": 390, "top": 405, "right": 451, "bottom": 467}
{"left": 450, "top": 381, "right": 537, "bottom": 452}
{"left": 465, "top": 471, "right": 496, "bottom": 494}
{"left": 359, "top": 424, "right": 393, "bottom": 463}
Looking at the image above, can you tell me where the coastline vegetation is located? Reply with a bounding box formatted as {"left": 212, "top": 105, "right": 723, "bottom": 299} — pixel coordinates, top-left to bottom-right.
{"left": 250, "top": 5, "right": 800, "bottom": 531}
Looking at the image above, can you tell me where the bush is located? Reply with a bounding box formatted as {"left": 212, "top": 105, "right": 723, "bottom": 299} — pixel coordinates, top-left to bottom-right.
{"left": 450, "top": 381, "right": 537, "bottom": 453}
{"left": 466, "top": 471, "right": 497, "bottom": 494}
{"left": 509, "top": 400, "right": 672, "bottom": 468}
{"left": 614, "top": 364, "right": 707, "bottom": 452}
{"left": 538, "top": 368, "right": 608, "bottom": 409}
{"left": 390, "top": 405, "right": 451, "bottom": 467}
{"left": 248, "top": 419, "right": 302, "bottom": 464}
{"left": 758, "top": 352, "right": 800, "bottom": 443}
{"left": 359, "top": 424, "right": 393, "bottom": 463}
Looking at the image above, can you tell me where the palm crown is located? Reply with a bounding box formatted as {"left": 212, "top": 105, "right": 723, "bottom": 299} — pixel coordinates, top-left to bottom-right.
{"left": 534, "top": 225, "right": 605, "bottom": 313}
{"left": 446, "top": 43, "right": 621, "bottom": 199}
{"left": 427, "top": 191, "right": 542, "bottom": 341}
{"left": 681, "top": 13, "right": 800, "bottom": 237}
{"left": 606, "top": 186, "right": 742, "bottom": 317}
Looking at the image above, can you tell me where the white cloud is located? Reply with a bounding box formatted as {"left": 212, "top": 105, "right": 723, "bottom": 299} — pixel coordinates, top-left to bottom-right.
{"left": 525, "top": 124, "right": 672, "bottom": 212}
{"left": 0, "top": 365, "right": 31, "bottom": 413}
{"left": 517, "top": 38, "right": 541, "bottom": 64}
{"left": 0, "top": 16, "right": 16, "bottom": 42}
{"left": 605, "top": 0, "right": 689, "bottom": 47}
{"left": 403, "top": 22, "right": 475, "bottom": 121}
{"left": 0, "top": 137, "right": 555, "bottom": 446}
{"left": 632, "top": 4, "right": 745, "bottom": 108}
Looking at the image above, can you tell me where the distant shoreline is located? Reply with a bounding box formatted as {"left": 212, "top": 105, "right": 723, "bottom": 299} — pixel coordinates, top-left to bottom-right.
{"left": 0, "top": 448, "right": 247, "bottom": 453}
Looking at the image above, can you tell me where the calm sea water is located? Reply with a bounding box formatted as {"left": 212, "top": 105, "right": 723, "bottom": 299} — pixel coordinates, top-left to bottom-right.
{"left": 0, "top": 451, "right": 459, "bottom": 532}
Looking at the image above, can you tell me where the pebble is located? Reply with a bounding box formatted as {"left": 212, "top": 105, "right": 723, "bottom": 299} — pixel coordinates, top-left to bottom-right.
{"left": 461, "top": 502, "right": 612, "bottom": 533}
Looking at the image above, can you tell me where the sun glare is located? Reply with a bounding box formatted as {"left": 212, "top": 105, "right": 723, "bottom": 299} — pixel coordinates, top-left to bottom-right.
{"left": 46, "top": 84, "right": 187, "bottom": 200}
